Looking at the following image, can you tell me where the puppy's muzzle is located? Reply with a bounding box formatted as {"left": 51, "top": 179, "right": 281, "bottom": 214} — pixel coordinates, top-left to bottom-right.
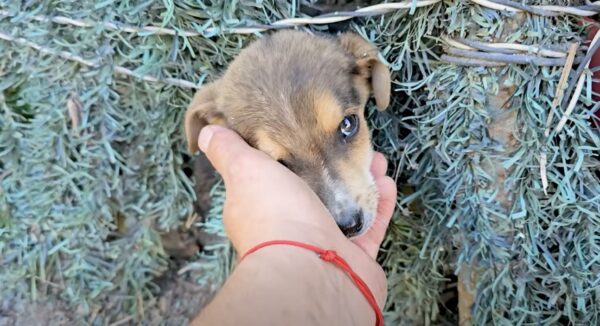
{"left": 337, "top": 210, "right": 364, "bottom": 237}
{"left": 324, "top": 178, "right": 376, "bottom": 238}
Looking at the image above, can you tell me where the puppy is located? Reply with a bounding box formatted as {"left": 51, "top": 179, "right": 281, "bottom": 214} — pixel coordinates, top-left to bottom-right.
{"left": 184, "top": 30, "right": 391, "bottom": 237}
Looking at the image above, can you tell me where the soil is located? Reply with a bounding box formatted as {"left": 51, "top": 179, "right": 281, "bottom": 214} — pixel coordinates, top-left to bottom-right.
{"left": 0, "top": 268, "right": 217, "bottom": 326}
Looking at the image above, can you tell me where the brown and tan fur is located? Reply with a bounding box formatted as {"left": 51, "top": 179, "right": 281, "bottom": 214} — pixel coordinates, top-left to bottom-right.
{"left": 184, "top": 30, "right": 391, "bottom": 237}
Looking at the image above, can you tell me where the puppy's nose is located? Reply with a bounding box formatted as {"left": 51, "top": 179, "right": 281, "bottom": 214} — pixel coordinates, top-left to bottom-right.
{"left": 338, "top": 211, "right": 364, "bottom": 237}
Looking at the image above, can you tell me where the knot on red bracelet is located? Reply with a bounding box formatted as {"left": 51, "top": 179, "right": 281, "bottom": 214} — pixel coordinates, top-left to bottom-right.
{"left": 319, "top": 250, "right": 338, "bottom": 262}
{"left": 239, "top": 240, "right": 384, "bottom": 326}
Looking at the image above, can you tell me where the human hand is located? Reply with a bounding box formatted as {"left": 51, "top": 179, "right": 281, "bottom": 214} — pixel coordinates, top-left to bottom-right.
{"left": 197, "top": 125, "right": 396, "bottom": 306}
{"left": 352, "top": 152, "right": 397, "bottom": 258}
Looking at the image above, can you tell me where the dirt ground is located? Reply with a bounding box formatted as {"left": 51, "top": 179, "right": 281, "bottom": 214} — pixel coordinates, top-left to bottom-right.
{"left": 0, "top": 267, "right": 217, "bottom": 326}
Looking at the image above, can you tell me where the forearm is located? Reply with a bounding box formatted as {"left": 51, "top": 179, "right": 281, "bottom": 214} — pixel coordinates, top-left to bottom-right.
{"left": 190, "top": 245, "right": 376, "bottom": 326}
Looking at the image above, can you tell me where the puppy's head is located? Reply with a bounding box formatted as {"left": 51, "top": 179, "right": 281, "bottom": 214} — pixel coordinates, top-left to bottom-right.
{"left": 185, "top": 31, "right": 391, "bottom": 237}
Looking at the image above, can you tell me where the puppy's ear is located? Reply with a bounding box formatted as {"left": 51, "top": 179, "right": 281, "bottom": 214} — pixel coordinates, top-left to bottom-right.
{"left": 184, "top": 82, "right": 226, "bottom": 153}
{"left": 338, "top": 33, "right": 391, "bottom": 111}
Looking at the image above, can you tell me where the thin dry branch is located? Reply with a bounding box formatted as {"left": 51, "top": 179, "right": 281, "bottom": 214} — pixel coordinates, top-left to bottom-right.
{"left": 454, "top": 38, "right": 567, "bottom": 58}
{"left": 545, "top": 42, "right": 578, "bottom": 137}
{"left": 556, "top": 31, "right": 600, "bottom": 132}
{"left": 540, "top": 43, "right": 578, "bottom": 195}
{"left": 0, "top": 31, "right": 198, "bottom": 89}
{"left": 445, "top": 47, "right": 575, "bottom": 66}
{"left": 470, "top": 0, "right": 600, "bottom": 16}
{"left": 440, "top": 55, "right": 507, "bottom": 66}
{"left": 0, "top": 1, "right": 442, "bottom": 36}
{"left": 1, "top": 0, "right": 598, "bottom": 40}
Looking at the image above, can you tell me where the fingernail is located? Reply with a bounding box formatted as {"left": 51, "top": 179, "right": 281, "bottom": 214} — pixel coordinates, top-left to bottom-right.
{"left": 198, "top": 126, "right": 215, "bottom": 152}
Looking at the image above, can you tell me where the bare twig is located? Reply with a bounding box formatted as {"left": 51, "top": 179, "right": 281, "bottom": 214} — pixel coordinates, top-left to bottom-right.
{"left": 1, "top": 0, "right": 598, "bottom": 40}
{"left": 0, "top": 31, "right": 96, "bottom": 66}
{"left": 66, "top": 93, "right": 82, "bottom": 134}
{"left": 556, "top": 74, "right": 588, "bottom": 132}
{"left": 456, "top": 38, "right": 520, "bottom": 54}
{"left": 540, "top": 37, "right": 574, "bottom": 196}
{"left": 267, "top": 0, "right": 441, "bottom": 27}
{"left": 0, "top": 9, "right": 203, "bottom": 36}
{"left": 559, "top": 33, "right": 600, "bottom": 112}
{"left": 540, "top": 152, "right": 548, "bottom": 196}
{"left": 184, "top": 212, "right": 199, "bottom": 229}
{"left": 474, "top": 0, "right": 560, "bottom": 16}
{"left": 440, "top": 55, "right": 507, "bottom": 66}
{"left": 455, "top": 38, "right": 567, "bottom": 58}
{"left": 556, "top": 31, "right": 600, "bottom": 132}
{"left": 545, "top": 43, "right": 578, "bottom": 137}
{"left": 0, "top": 31, "right": 198, "bottom": 89}
{"left": 0, "top": 1, "right": 442, "bottom": 36}
{"left": 470, "top": 0, "right": 600, "bottom": 16}
{"left": 445, "top": 48, "right": 574, "bottom": 66}
{"left": 442, "top": 37, "right": 475, "bottom": 50}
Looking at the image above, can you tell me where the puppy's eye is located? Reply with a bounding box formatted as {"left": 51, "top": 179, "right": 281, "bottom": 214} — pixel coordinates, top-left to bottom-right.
{"left": 339, "top": 114, "right": 359, "bottom": 140}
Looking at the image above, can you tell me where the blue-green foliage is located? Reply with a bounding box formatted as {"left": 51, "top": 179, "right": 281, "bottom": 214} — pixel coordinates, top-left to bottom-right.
{"left": 1, "top": 0, "right": 598, "bottom": 324}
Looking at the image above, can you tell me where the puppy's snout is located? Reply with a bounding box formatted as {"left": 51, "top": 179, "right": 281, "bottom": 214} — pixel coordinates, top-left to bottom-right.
{"left": 338, "top": 210, "right": 364, "bottom": 237}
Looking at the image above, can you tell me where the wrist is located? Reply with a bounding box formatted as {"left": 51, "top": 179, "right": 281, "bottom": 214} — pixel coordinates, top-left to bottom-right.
{"left": 194, "top": 242, "right": 380, "bottom": 326}
{"left": 238, "top": 244, "right": 378, "bottom": 325}
{"left": 235, "top": 222, "right": 388, "bottom": 305}
{"left": 235, "top": 222, "right": 388, "bottom": 304}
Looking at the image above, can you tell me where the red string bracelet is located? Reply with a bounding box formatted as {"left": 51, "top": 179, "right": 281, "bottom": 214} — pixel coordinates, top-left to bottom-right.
{"left": 240, "top": 240, "right": 384, "bottom": 326}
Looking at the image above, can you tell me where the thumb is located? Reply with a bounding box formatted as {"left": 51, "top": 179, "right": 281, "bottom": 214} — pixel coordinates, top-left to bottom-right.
{"left": 198, "top": 125, "right": 267, "bottom": 181}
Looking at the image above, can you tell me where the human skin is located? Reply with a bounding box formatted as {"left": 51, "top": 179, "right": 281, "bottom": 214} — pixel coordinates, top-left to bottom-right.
{"left": 190, "top": 125, "right": 397, "bottom": 326}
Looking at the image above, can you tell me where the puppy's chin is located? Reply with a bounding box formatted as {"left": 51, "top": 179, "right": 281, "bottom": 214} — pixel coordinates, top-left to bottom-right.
{"left": 329, "top": 182, "right": 379, "bottom": 238}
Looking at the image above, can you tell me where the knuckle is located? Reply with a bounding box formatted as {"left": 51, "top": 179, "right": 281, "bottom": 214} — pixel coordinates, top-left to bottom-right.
{"left": 206, "top": 127, "right": 228, "bottom": 152}
{"left": 225, "top": 153, "right": 253, "bottom": 181}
